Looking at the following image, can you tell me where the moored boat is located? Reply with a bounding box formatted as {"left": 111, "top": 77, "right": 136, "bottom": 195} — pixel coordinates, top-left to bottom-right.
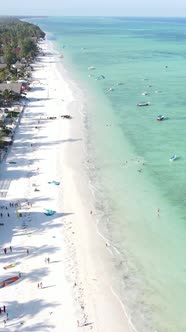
{"left": 169, "top": 155, "right": 177, "bottom": 161}
{"left": 137, "top": 102, "right": 150, "bottom": 106}
{"left": 156, "top": 115, "right": 164, "bottom": 121}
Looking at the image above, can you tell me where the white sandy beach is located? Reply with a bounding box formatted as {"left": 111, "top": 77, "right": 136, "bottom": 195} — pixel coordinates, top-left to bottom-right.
{"left": 0, "top": 39, "right": 134, "bottom": 332}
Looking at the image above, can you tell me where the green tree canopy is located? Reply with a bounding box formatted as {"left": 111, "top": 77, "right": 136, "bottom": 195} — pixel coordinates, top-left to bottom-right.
{"left": 19, "top": 39, "right": 38, "bottom": 59}
{"left": 3, "top": 45, "right": 17, "bottom": 69}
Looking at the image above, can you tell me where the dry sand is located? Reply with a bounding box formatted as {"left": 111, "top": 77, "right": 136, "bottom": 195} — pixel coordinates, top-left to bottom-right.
{"left": 0, "top": 39, "right": 134, "bottom": 332}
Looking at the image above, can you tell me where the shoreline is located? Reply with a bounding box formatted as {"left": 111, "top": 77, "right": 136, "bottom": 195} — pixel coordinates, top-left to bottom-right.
{"left": 47, "top": 39, "right": 136, "bottom": 331}
{"left": 0, "top": 38, "right": 135, "bottom": 331}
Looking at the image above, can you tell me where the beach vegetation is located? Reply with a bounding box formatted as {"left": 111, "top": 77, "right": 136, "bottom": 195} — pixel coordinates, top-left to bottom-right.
{"left": 0, "top": 125, "right": 11, "bottom": 135}
{"left": 1, "top": 89, "right": 21, "bottom": 103}
{"left": 0, "top": 16, "right": 45, "bottom": 158}
{"left": 0, "top": 68, "right": 10, "bottom": 82}
{"left": 19, "top": 39, "right": 39, "bottom": 59}
{"left": 0, "top": 17, "right": 45, "bottom": 67}
{"left": 2, "top": 89, "right": 11, "bottom": 102}
{"left": 6, "top": 111, "right": 19, "bottom": 118}
{"left": 3, "top": 45, "right": 17, "bottom": 70}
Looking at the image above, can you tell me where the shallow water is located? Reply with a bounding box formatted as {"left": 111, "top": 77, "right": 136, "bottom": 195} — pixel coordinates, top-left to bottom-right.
{"left": 29, "top": 16, "right": 186, "bottom": 331}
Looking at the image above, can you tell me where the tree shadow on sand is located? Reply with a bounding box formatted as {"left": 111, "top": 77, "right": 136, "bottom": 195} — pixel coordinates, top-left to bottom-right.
{"left": 6, "top": 322, "right": 55, "bottom": 332}
{"left": 0, "top": 209, "right": 74, "bottom": 251}
{"left": 4, "top": 299, "right": 58, "bottom": 331}
{"left": 0, "top": 243, "right": 60, "bottom": 265}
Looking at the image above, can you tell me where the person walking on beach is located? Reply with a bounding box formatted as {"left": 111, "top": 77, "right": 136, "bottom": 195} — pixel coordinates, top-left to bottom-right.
{"left": 47, "top": 257, "right": 50, "bottom": 264}
{"left": 9, "top": 246, "right": 12, "bottom": 252}
{"left": 3, "top": 306, "right": 6, "bottom": 313}
{"left": 3, "top": 248, "right": 7, "bottom": 255}
{"left": 40, "top": 282, "right": 43, "bottom": 289}
{"left": 26, "top": 249, "right": 29, "bottom": 255}
{"left": 37, "top": 283, "right": 40, "bottom": 289}
{"left": 3, "top": 319, "right": 6, "bottom": 327}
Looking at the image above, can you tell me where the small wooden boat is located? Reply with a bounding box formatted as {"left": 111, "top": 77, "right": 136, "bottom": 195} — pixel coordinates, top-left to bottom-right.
{"left": 3, "top": 263, "right": 16, "bottom": 270}
{"left": 156, "top": 115, "right": 164, "bottom": 121}
{"left": 48, "top": 181, "right": 60, "bottom": 185}
{"left": 137, "top": 102, "right": 150, "bottom": 106}
{"left": 47, "top": 116, "right": 57, "bottom": 120}
{"left": 0, "top": 276, "right": 19, "bottom": 288}
{"left": 61, "top": 115, "right": 72, "bottom": 119}
{"left": 44, "top": 209, "right": 56, "bottom": 216}
{"left": 169, "top": 155, "right": 177, "bottom": 161}
{"left": 53, "top": 181, "right": 60, "bottom": 185}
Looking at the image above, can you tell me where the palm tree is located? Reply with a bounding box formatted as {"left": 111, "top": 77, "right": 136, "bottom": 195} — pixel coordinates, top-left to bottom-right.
{"left": 2, "top": 89, "right": 11, "bottom": 102}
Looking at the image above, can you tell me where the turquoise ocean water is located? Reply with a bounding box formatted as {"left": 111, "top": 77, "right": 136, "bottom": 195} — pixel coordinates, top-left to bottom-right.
{"left": 29, "top": 17, "right": 186, "bottom": 332}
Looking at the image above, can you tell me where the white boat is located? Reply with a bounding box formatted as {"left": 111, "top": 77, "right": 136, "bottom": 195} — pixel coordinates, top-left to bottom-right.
{"left": 169, "top": 155, "right": 177, "bottom": 161}
{"left": 156, "top": 115, "right": 165, "bottom": 121}
{"left": 137, "top": 102, "right": 150, "bottom": 106}
{"left": 95, "top": 75, "right": 105, "bottom": 80}
{"left": 88, "top": 66, "right": 95, "bottom": 70}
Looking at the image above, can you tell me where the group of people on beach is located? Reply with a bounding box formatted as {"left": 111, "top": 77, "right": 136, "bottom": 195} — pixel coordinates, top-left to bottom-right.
{"left": 1, "top": 202, "right": 19, "bottom": 208}
{"left": 0, "top": 306, "right": 6, "bottom": 314}
{"left": 45, "top": 257, "right": 50, "bottom": 264}
{"left": 0, "top": 212, "right": 10, "bottom": 217}
{"left": 3, "top": 246, "right": 12, "bottom": 255}
{"left": 0, "top": 198, "right": 31, "bottom": 326}
{"left": 37, "top": 282, "right": 43, "bottom": 289}
{"left": 0, "top": 201, "right": 21, "bottom": 218}
{"left": 0, "top": 305, "right": 8, "bottom": 326}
